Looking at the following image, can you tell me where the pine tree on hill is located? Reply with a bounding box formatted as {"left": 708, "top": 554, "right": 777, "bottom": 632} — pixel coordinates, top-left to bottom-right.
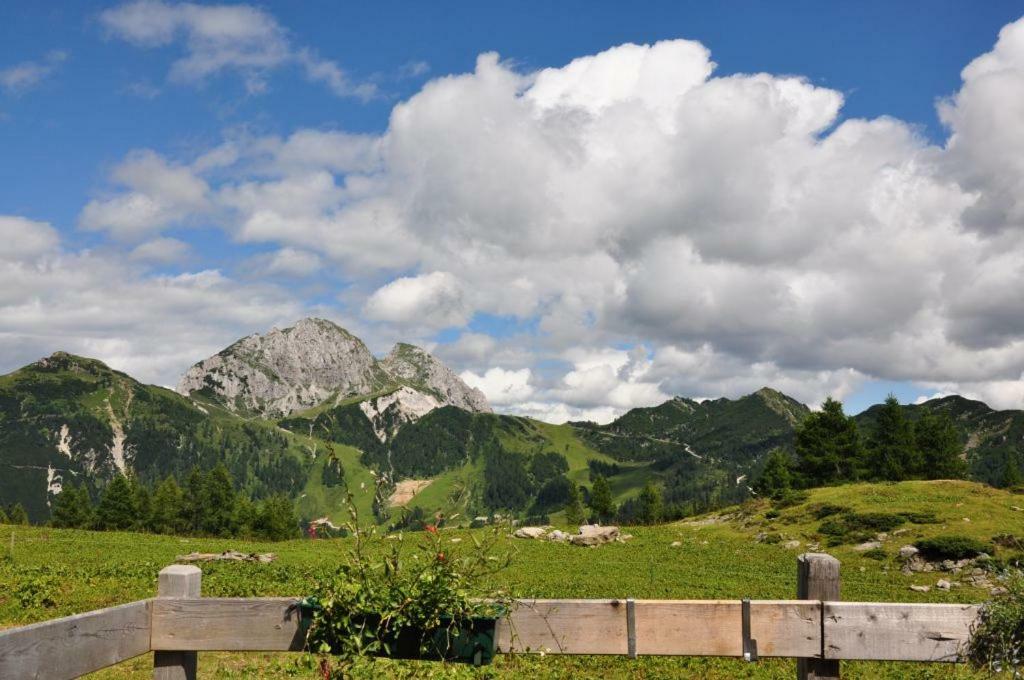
{"left": 256, "top": 494, "right": 298, "bottom": 541}
{"left": 914, "top": 410, "right": 968, "bottom": 480}
{"left": 150, "top": 476, "right": 186, "bottom": 535}
{"left": 95, "top": 475, "right": 137, "bottom": 531}
{"left": 794, "top": 397, "right": 864, "bottom": 486}
{"left": 51, "top": 484, "right": 95, "bottom": 529}
{"left": 868, "top": 395, "right": 920, "bottom": 481}
{"left": 564, "top": 481, "right": 584, "bottom": 526}
{"left": 589, "top": 475, "right": 616, "bottom": 523}
{"left": 0, "top": 506, "right": 8, "bottom": 524}
{"left": 7, "top": 502, "right": 29, "bottom": 525}
{"left": 202, "top": 464, "right": 237, "bottom": 537}
{"left": 232, "top": 495, "right": 256, "bottom": 538}
{"left": 130, "top": 477, "right": 153, "bottom": 532}
{"left": 1002, "top": 454, "right": 1023, "bottom": 489}
{"left": 753, "top": 448, "right": 794, "bottom": 499}
{"left": 636, "top": 482, "right": 663, "bottom": 525}
{"left": 184, "top": 467, "right": 205, "bottom": 533}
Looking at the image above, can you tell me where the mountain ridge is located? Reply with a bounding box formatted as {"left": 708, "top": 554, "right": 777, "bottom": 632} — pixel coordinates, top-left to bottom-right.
{"left": 2, "top": 342, "right": 1022, "bottom": 526}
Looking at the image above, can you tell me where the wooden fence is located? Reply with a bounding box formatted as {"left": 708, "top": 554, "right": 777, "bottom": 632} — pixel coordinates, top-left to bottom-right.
{"left": 0, "top": 553, "right": 982, "bottom": 680}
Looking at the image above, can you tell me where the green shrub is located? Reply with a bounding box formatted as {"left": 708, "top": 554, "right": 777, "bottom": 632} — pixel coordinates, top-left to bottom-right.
{"left": 915, "top": 535, "right": 992, "bottom": 561}
{"left": 810, "top": 503, "right": 849, "bottom": 520}
{"left": 306, "top": 493, "right": 512, "bottom": 673}
{"left": 771, "top": 490, "right": 809, "bottom": 509}
{"left": 764, "top": 510, "right": 780, "bottom": 520}
{"left": 863, "top": 547, "right": 888, "bottom": 561}
{"left": 818, "top": 511, "right": 905, "bottom": 544}
{"left": 967, "top": 576, "right": 1024, "bottom": 674}
{"left": 898, "top": 511, "right": 940, "bottom": 524}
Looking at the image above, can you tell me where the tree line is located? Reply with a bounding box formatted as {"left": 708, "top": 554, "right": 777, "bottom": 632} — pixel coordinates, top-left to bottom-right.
{"left": 754, "top": 396, "right": 971, "bottom": 499}
{"left": 41, "top": 464, "right": 299, "bottom": 540}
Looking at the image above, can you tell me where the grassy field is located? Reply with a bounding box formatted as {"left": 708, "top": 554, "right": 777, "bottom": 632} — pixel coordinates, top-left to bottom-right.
{"left": 1, "top": 479, "right": 1019, "bottom": 678}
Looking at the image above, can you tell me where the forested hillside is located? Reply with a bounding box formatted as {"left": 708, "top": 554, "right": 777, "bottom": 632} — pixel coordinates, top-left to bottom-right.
{"left": 3, "top": 350, "right": 1023, "bottom": 532}
{"left": 0, "top": 353, "right": 310, "bottom": 522}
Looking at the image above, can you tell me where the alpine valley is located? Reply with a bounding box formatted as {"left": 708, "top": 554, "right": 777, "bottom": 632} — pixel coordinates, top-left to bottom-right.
{"left": 1, "top": 317, "right": 1022, "bottom": 525}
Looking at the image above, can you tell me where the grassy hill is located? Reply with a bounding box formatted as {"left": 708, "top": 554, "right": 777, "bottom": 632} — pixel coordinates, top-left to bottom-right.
{"left": 0, "top": 479, "right": 1015, "bottom": 678}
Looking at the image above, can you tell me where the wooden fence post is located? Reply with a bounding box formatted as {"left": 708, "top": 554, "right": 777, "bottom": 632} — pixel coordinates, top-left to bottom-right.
{"left": 797, "top": 553, "right": 840, "bottom": 680}
{"left": 154, "top": 565, "right": 201, "bottom": 680}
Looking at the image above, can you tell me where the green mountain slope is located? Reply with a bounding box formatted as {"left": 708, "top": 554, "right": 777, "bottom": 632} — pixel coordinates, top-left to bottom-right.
{"left": 0, "top": 353, "right": 319, "bottom": 522}
{"left": 4, "top": 351, "right": 1022, "bottom": 529}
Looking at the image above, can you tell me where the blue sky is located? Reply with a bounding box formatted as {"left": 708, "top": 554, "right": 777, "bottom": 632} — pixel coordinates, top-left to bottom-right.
{"left": 3, "top": 1, "right": 1024, "bottom": 419}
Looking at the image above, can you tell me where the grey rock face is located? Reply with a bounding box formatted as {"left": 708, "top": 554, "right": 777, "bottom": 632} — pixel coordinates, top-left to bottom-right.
{"left": 381, "top": 343, "right": 492, "bottom": 413}
{"left": 177, "top": 318, "right": 389, "bottom": 417}
{"left": 177, "top": 318, "right": 492, "bottom": 418}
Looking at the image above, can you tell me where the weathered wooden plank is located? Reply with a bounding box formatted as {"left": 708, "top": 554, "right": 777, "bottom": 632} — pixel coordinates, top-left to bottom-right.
{"left": 154, "top": 564, "right": 202, "bottom": 680}
{"left": 798, "top": 552, "right": 840, "bottom": 680}
{"left": 0, "top": 600, "right": 151, "bottom": 680}
{"left": 824, "top": 601, "right": 980, "bottom": 662}
{"left": 495, "top": 599, "right": 819, "bottom": 657}
{"left": 635, "top": 600, "right": 820, "bottom": 657}
{"left": 151, "top": 598, "right": 307, "bottom": 651}
{"left": 495, "top": 599, "right": 627, "bottom": 654}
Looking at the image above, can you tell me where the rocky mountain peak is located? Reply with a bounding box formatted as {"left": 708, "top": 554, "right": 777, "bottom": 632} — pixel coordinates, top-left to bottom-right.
{"left": 177, "top": 318, "right": 390, "bottom": 417}
{"left": 381, "top": 342, "right": 492, "bottom": 414}
{"left": 176, "top": 319, "right": 491, "bottom": 418}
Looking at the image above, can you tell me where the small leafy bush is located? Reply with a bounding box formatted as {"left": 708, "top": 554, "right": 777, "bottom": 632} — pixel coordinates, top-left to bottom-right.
{"left": 967, "top": 576, "right": 1024, "bottom": 674}
{"left": 304, "top": 493, "right": 512, "bottom": 676}
{"left": 915, "top": 535, "right": 992, "bottom": 561}
{"left": 14, "top": 569, "right": 60, "bottom": 609}
{"left": 863, "top": 547, "right": 888, "bottom": 561}
{"left": 764, "top": 510, "right": 780, "bottom": 520}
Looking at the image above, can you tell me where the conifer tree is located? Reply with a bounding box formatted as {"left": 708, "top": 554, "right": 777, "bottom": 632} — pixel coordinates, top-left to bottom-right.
{"left": 589, "top": 475, "right": 616, "bottom": 523}
{"left": 255, "top": 494, "right": 298, "bottom": 541}
{"left": 130, "top": 477, "right": 153, "bottom": 532}
{"left": 914, "top": 410, "right": 967, "bottom": 480}
{"left": 150, "top": 476, "right": 186, "bottom": 534}
{"left": 51, "top": 484, "right": 94, "bottom": 529}
{"left": 564, "top": 480, "right": 584, "bottom": 526}
{"left": 95, "top": 475, "right": 136, "bottom": 530}
{"left": 7, "top": 503, "right": 29, "bottom": 525}
{"left": 636, "top": 482, "right": 663, "bottom": 525}
{"left": 201, "top": 464, "right": 237, "bottom": 537}
{"left": 184, "top": 467, "right": 205, "bottom": 533}
{"left": 868, "top": 396, "right": 920, "bottom": 481}
{"left": 753, "top": 449, "right": 794, "bottom": 499}
{"left": 794, "top": 397, "right": 864, "bottom": 485}
{"left": 1002, "top": 454, "right": 1023, "bottom": 489}
{"left": 0, "top": 505, "right": 8, "bottom": 524}
{"left": 232, "top": 495, "right": 256, "bottom": 537}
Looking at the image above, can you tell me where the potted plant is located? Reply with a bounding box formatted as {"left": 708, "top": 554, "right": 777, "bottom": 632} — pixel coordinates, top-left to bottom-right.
{"left": 302, "top": 491, "right": 511, "bottom": 675}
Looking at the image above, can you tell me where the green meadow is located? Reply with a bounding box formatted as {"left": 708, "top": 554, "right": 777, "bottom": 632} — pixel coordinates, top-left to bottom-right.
{"left": 2, "top": 479, "right": 1018, "bottom": 678}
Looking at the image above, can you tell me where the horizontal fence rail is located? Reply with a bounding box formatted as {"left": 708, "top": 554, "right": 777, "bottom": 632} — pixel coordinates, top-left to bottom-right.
{"left": 0, "top": 554, "right": 988, "bottom": 680}
{"left": 0, "top": 600, "right": 152, "bottom": 679}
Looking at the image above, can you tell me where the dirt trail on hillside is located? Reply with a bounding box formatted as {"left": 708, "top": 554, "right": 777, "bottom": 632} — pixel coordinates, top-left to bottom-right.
{"left": 389, "top": 479, "right": 432, "bottom": 506}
